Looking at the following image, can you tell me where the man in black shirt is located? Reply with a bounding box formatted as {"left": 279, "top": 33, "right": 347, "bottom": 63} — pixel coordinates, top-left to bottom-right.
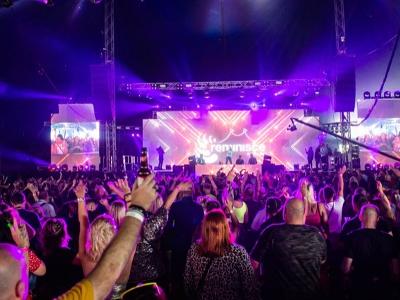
{"left": 251, "top": 198, "right": 327, "bottom": 300}
{"left": 341, "top": 192, "right": 392, "bottom": 239}
{"left": 342, "top": 204, "right": 398, "bottom": 300}
{"left": 235, "top": 155, "right": 244, "bottom": 165}
{"left": 248, "top": 154, "right": 257, "bottom": 165}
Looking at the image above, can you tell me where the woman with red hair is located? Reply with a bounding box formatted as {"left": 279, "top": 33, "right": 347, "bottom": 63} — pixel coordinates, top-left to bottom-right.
{"left": 184, "top": 209, "right": 259, "bottom": 300}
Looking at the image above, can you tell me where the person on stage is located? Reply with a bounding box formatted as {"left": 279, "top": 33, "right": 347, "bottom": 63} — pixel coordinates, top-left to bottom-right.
{"left": 225, "top": 147, "right": 233, "bottom": 164}
{"left": 156, "top": 146, "right": 165, "bottom": 169}
{"left": 305, "top": 146, "right": 314, "bottom": 169}
{"left": 235, "top": 155, "right": 244, "bottom": 165}
{"left": 248, "top": 153, "right": 257, "bottom": 165}
{"left": 197, "top": 154, "right": 205, "bottom": 165}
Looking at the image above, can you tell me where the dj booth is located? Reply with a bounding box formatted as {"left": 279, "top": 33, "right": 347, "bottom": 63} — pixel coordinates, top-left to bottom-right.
{"left": 195, "top": 164, "right": 262, "bottom": 176}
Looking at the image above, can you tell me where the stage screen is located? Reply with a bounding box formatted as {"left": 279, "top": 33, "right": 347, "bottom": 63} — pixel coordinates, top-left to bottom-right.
{"left": 143, "top": 110, "right": 320, "bottom": 170}
{"left": 352, "top": 118, "right": 400, "bottom": 165}
{"left": 51, "top": 122, "right": 100, "bottom": 167}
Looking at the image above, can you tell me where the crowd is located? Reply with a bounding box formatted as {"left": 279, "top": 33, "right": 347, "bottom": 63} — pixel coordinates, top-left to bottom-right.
{"left": 0, "top": 164, "right": 400, "bottom": 300}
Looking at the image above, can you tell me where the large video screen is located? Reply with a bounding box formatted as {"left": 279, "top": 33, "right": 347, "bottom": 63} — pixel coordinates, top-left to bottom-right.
{"left": 51, "top": 122, "right": 100, "bottom": 167}
{"left": 352, "top": 118, "right": 400, "bottom": 164}
{"left": 143, "top": 110, "right": 320, "bottom": 170}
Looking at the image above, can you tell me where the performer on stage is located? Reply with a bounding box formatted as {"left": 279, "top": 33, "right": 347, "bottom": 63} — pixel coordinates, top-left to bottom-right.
{"left": 156, "top": 146, "right": 165, "bottom": 169}
{"left": 305, "top": 146, "right": 314, "bottom": 169}
{"left": 235, "top": 155, "right": 244, "bottom": 165}
{"left": 248, "top": 153, "right": 257, "bottom": 165}
{"left": 226, "top": 147, "right": 233, "bottom": 164}
{"left": 197, "top": 154, "right": 205, "bottom": 165}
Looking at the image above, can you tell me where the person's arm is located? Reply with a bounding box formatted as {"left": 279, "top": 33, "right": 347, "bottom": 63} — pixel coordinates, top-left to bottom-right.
{"left": 86, "top": 175, "right": 157, "bottom": 300}
{"left": 10, "top": 220, "right": 46, "bottom": 276}
{"left": 164, "top": 181, "right": 192, "bottom": 210}
{"left": 342, "top": 257, "right": 353, "bottom": 274}
{"left": 376, "top": 181, "right": 395, "bottom": 220}
{"left": 74, "top": 182, "right": 90, "bottom": 259}
{"left": 337, "top": 165, "right": 346, "bottom": 198}
{"left": 208, "top": 175, "right": 218, "bottom": 196}
{"left": 319, "top": 203, "right": 329, "bottom": 236}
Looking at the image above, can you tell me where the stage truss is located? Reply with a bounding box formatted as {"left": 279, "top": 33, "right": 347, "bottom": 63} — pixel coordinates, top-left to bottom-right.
{"left": 120, "top": 79, "right": 331, "bottom": 93}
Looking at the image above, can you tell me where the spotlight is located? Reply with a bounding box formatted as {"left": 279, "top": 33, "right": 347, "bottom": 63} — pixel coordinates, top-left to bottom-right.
{"left": 394, "top": 91, "right": 400, "bottom": 98}
{"left": 249, "top": 102, "right": 259, "bottom": 111}
{"left": 363, "top": 91, "right": 371, "bottom": 99}
{"left": 383, "top": 91, "right": 391, "bottom": 98}
{"left": 374, "top": 91, "right": 381, "bottom": 98}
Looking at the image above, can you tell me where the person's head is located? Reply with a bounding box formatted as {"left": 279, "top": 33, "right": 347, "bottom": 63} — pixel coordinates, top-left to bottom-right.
{"left": 200, "top": 154, "right": 204, "bottom": 158}
{"left": 205, "top": 199, "right": 220, "bottom": 213}
{"left": 199, "top": 209, "right": 231, "bottom": 257}
{"left": 110, "top": 200, "right": 127, "bottom": 229}
{"left": 323, "top": 185, "right": 335, "bottom": 203}
{"left": 39, "top": 190, "right": 49, "bottom": 201}
{"left": 203, "top": 182, "right": 212, "bottom": 195}
{"left": 265, "top": 197, "right": 281, "bottom": 217}
{"left": 238, "top": 155, "right": 242, "bottom": 159}
{"left": 283, "top": 198, "right": 306, "bottom": 225}
{"left": 0, "top": 243, "right": 28, "bottom": 300}
{"left": 10, "top": 192, "right": 26, "bottom": 209}
{"left": 40, "top": 218, "right": 70, "bottom": 255}
{"left": 88, "top": 214, "right": 116, "bottom": 262}
{"left": 250, "top": 153, "right": 254, "bottom": 158}
{"left": 352, "top": 193, "right": 368, "bottom": 213}
{"left": 56, "top": 134, "right": 64, "bottom": 143}
{"left": 359, "top": 204, "right": 379, "bottom": 229}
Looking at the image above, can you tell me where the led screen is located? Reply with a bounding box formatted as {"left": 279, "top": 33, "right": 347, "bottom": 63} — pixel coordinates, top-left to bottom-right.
{"left": 51, "top": 122, "right": 100, "bottom": 167}
{"left": 143, "top": 110, "right": 320, "bottom": 170}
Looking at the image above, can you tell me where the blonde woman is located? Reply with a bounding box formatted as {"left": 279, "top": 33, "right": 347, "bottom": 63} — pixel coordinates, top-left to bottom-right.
{"left": 74, "top": 182, "right": 116, "bottom": 276}
{"left": 298, "top": 178, "right": 329, "bottom": 236}
{"left": 110, "top": 200, "right": 127, "bottom": 229}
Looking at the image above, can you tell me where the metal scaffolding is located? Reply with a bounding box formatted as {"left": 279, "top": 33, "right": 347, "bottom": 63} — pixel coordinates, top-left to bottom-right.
{"left": 104, "top": 0, "right": 117, "bottom": 171}
{"left": 333, "top": 0, "right": 353, "bottom": 165}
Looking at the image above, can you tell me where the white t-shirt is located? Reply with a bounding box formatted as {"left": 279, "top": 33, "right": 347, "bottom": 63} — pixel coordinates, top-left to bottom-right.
{"left": 251, "top": 208, "right": 267, "bottom": 231}
{"left": 324, "top": 196, "right": 344, "bottom": 234}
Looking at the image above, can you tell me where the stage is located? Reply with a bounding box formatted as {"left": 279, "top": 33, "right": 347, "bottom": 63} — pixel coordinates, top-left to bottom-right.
{"left": 195, "top": 164, "right": 262, "bottom": 176}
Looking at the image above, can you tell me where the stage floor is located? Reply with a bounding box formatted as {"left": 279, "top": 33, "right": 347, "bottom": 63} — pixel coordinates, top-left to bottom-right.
{"left": 195, "top": 164, "right": 261, "bottom": 176}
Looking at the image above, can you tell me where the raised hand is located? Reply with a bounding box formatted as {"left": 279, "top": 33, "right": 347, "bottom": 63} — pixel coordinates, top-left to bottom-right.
{"left": 116, "top": 178, "right": 131, "bottom": 195}
{"left": 10, "top": 222, "right": 30, "bottom": 249}
{"left": 376, "top": 180, "right": 384, "bottom": 194}
{"left": 128, "top": 174, "right": 157, "bottom": 211}
{"left": 227, "top": 165, "right": 236, "bottom": 182}
{"left": 338, "top": 165, "right": 347, "bottom": 175}
{"left": 74, "top": 181, "right": 86, "bottom": 199}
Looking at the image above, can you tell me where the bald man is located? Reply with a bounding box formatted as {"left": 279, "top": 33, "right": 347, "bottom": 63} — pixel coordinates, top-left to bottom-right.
{"left": 342, "top": 204, "right": 399, "bottom": 300}
{"left": 251, "top": 198, "right": 326, "bottom": 300}
{"left": 0, "top": 243, "right": 28, "bottom": 300}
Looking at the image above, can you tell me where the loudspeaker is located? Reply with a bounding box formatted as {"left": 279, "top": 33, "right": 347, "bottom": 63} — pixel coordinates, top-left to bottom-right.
{"left": 90, "top": 64, "right": 114, "bottom": 121}
{"left": 173, "top": 165, "right": 184, "bottom": 176}
{"left": 334, "top": 57, "right": 356, "bottom": 112}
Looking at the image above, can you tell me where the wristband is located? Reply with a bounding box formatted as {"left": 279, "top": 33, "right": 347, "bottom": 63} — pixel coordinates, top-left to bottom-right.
{"left": 77, "top": 198, "right": 85, "bottom": 203}
{"left": 126, "top": 210, "right": 145, "bottom": 223}
{"left": 129, "top": 205, "right": 147, "bottom": 216}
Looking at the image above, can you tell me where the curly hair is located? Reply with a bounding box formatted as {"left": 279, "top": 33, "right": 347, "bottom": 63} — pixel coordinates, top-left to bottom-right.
{"left": 87, "top": 214, "right": 116, "bottom": 262}
{"left": 40, "top": 218, "right": 70, "bottom": 255}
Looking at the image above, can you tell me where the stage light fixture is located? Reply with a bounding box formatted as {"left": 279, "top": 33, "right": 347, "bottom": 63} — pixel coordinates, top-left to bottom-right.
{"left": 383, "top": 91, "right": 391, "bottom": 98}
{"left": 374, "top": 91, "right": 381, "bottom": 98}
{"left": 394, "top": 91, "right": 400, "bottom": 98}
{"left": 44, "top": 0, "right": 54, "bottom": 6}
{"left": 249, "top": 102, "right": 258, "bottom": 111}
{"left": 363, "top": 91, "right": 371, "bottom": 99}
